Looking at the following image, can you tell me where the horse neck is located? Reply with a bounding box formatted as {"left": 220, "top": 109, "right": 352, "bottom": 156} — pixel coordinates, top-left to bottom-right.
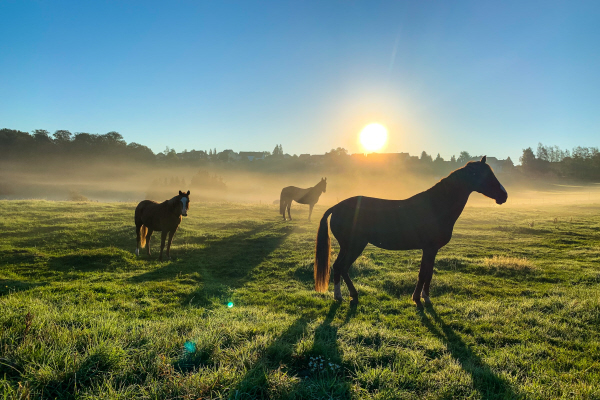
{"left": 311, "top": 183, "right": 324, "bottom": 195}
{"left": 428, "top": 173, "right": 472, "bottom": 223}
{"left": 162, "top": 197, "right": 180, "bottom": 215}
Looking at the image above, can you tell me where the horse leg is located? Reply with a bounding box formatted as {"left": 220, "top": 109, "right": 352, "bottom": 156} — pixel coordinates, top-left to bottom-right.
{"left": 335, "top": 241, "right": 367, "bottom": 305}
{"left": 421, "top": 272, "right": 435, "bottom": 305}
{"left": 282, "top": 199, "right": 287, "bottom": 221}
{"left": 308, "top": 204, "right": 314, "bottom": 222}
{"left": 146, "top": 229, "right": 154, "bottom": 255}
{"left": 331, "top": 249, "right": 348, "bottom": 302}
{"left": 412, "top": 248, "right": 438, "bottom": 307}
{"left": 135, "top": 222, "right": 142, "bottom": 255}
{"left": 287, "top": 202, "right": 292, "bottom": 221}
{"left": 166, "top": 229, "right": 176, "bottom": 259}
{"left": 159, "top": 231, "right": 168, "bottom": 261}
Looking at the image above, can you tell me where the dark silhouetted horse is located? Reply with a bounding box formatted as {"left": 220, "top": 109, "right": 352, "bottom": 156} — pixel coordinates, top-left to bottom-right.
{"left": 135, "top": 190, "right": 190, "bottom": 261}
{"left": 280, "top": 178, "right": 327, "bottom": 221}
{"left": 314, "top": 157, "right": 507, "bottom": 307}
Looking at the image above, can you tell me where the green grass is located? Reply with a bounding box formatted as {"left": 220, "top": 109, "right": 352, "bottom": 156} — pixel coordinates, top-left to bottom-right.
{"left": 1, "top": 200, "right": 600, "bottom": 399}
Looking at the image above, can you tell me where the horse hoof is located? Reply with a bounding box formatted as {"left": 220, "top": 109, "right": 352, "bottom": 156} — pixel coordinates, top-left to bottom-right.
{"left": 334, "top": 295, "right": 343, "bottom": 302}
{"left": 412, "top": 296, "right": 423, "bottom": 308}
{"left": 350, "top": 298, "right": 358, "bottom": 306}
{"left": 422, "top": 296, "right": 432, "bottom": 306}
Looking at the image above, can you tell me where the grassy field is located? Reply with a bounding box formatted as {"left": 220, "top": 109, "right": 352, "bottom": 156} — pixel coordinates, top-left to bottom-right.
{"left": 1, "top": 199, "right": 600, "bottom": 399}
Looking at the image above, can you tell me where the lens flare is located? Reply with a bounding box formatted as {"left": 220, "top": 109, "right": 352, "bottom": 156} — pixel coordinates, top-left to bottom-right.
{"left": 184, "top": 341, "right": 196, "bottom": 353}
{"left": 227, "top": 302, "right": 234, "bottom": 308}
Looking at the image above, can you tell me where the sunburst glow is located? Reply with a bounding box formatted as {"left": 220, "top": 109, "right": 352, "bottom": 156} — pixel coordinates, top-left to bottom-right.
{"left": 359, "top": 123, "right": 388, "bottom": 152}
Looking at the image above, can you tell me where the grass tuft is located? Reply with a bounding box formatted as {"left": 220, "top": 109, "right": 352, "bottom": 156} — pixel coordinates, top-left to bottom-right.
{"left": 482, "top": 255, "right": 536, "bottom": 271}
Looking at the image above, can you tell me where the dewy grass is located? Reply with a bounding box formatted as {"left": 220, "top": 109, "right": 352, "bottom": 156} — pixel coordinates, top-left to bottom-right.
{"left": 482, "top": 255, "right": 536, "bottom": 271}
{"left": 1, "top": 200, "right": 600, "bottom": 399}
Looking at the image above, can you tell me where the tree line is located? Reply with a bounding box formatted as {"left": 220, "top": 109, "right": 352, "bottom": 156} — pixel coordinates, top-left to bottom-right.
{"left": 0, "top": 128, "right": 155, "bottom": 163}
{"left": 520, "top": 143, "right": 600, "bottom": 180}
{"left": 4, "top": 127, "right": 600, "bottom": 181}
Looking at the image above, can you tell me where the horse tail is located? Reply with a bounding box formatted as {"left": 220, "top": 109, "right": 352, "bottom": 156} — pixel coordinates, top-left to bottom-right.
{"left": 139, "top": 225, "right": 148, "bottom": 249}
{"left": 314, "top": 206, "right": 334, "bottom": 292}
{"left": 279, "top": 189, "right": 285, "bottom": 215}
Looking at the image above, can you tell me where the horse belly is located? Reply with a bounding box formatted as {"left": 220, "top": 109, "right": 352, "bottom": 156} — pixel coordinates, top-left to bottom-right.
{"left": 365, "top": 213, "right": 451, "bottom": 251}
{"left": 367, "top": 229, "right": 423, "bottom": 251}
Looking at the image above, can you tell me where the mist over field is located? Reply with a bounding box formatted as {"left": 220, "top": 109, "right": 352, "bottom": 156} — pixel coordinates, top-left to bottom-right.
{"left": 2, "top": 151, "right": 600, "bottom": 209}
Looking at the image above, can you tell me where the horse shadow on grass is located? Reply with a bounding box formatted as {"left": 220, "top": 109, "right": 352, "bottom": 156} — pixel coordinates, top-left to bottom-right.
{"left": 129, "top": 222, "right": 294, "bottom": 307}
{"left": 419, "top": 306, "right": 518, "bottom": 400}
{"left": 231, "top": 302, "right": 351, "bottom": 398}
{"left": 0, "top": 279, "right": 47, "bottom": 297}
{"left": 47, "top": 251, "right": 128, "bottom": 273}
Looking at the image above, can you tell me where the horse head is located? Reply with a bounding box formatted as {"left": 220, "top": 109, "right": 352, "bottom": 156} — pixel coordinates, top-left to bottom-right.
{"left": 462, "top": 156, "right": 507, "bottom": 205}
{"left": 170, "top": 190, "right": 191, "bottom": 217}
{"left": 319, "top": 177, "right": 327, "bottom": 193}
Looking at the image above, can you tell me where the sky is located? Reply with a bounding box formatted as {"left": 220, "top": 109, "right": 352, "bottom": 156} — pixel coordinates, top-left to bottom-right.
{"left": 1, "top": 0, "right": 599, "bottom": 162}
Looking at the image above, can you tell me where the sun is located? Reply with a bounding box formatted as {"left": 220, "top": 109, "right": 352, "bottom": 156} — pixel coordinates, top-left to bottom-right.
{"left": 359, "top": 123, "right": 388, "bottom": 152}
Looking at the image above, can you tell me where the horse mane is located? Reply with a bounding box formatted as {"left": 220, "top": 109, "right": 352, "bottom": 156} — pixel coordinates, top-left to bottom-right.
{"left": 425, "top": 164, "right": 470, "bottom": 199}
{"left": 166, "top": 195, "right": 180, "bottom": 205}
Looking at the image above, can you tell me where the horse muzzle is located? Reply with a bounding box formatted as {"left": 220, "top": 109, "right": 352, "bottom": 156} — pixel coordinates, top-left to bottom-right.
{"left": 495, "top": 183, "right": 508, "bottom": 205}
{"left": 495, "top": 191, "right": 508, "bottom": 205}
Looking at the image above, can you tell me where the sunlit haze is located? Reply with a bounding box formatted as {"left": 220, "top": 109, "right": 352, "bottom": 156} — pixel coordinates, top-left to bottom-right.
{"left": 360, "top": 123, "right": 388, "bottom": 153}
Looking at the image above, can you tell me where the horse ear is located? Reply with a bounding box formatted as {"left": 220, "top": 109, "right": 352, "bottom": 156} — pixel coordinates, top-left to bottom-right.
{"left": 481, "top": 155, "right": 487, "bottom": 164}
{"left": 324, "top": 177, "right": 327, "bottom": 181}
{"left": 179, "top": 190, "right": 183, "bottom": 195}
{"left": 186, "top": 190, "right": 190, "bottom": 195}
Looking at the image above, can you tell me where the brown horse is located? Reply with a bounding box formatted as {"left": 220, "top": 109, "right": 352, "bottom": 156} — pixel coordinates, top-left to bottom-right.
{"left": 135, "top": 190, "right": 190, "bottom": 261}
{"left": 314, "top": 157, "right": 507, "bottom": 307}
{"left": 280, "top": 178, "right": 327, "bottom": 221}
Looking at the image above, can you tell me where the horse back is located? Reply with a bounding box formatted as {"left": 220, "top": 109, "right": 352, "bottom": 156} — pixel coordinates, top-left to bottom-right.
{"left": 135, "top": 200, "right": 181, "bottom": 232}
{"left": 135, "top": 200, "right": 158, "bottom": 218}
{"left": 329, "top": 196, "right": 454, "bottom": 250}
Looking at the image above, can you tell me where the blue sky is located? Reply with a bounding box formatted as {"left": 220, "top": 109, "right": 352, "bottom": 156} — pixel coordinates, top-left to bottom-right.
{"left": 1, "top": 1, "right": 599, "bottom": 162}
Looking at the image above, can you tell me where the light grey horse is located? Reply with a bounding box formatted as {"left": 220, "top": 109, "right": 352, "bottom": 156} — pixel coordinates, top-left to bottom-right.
{"left": 279, "top": 178, "right": 327, "bottom": 221}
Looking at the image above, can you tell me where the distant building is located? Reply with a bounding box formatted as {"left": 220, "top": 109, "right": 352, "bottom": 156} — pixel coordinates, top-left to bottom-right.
{"left": 218, "top": 149, "right": 240, "bottom": 161}
{"left": 178, "top": 150, "right": 208, "bottom": 161}
{"left": 239, "top": 151, "right": 268, "bottom": 161}
{"left": 468, "top": 156, "right": 512, "bottom": 173}
{"left": 308, "top": 154, "right": 326, "bottom": 165}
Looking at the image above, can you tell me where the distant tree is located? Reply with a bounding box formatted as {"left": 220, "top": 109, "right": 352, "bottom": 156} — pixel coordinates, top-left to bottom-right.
{"left": 450, "top": 155, "right": 456, "bottom": 163}
{"left": 536, "top": 142, "right": 549, "bottom": 161}
{"left": 519, "top": 147, "right": 536, "bottom": 169}
{"left": 32, "top": 129, "right": 52, "bottom": 143}
{"left": 420, "top": 151, "right": 432, "bottom": 163}
{"left": 327, "top": 147, "right": 348, "bottom": 156}
{"left": 53, "top": 130, "right": 72, "bottom": 142}
{"left": 434, "top": 153, "right": 444, "bottom": 163}
{"left": 272, "top": 144, "right": 283, "bottom": 157}
{"left": 127, "top": 142, "right": 155, "bottom": 161}
{"left": 103, "top": 131, "right": 125, "bottom": 145}
{"left": 457, "top": 151, "right": 471, "bottom": 165}
{"left": 505, "top": 156, "right": 514, "bottom": 168}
